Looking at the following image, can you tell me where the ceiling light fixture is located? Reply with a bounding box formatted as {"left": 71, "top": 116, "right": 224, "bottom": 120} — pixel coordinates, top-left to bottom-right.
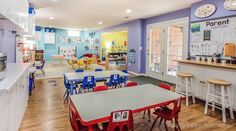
{"left": 98, "top": 21, "right": 103, "bottom": 25}
{"left": 126, "top": 9, "right": 132, "bottom": 13}
{"left": 49, "top": 25, "right": 52, "bottom": 27}
{"left": 49, "top": 17, "right": 54, "bottom": 20}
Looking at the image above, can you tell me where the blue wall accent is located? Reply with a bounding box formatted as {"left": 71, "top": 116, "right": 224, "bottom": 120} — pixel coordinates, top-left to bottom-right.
{"left": 37, "top": 28, "right": 101, "bottom": 61}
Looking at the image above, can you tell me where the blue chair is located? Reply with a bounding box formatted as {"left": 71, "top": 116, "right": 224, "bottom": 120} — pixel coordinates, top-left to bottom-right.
{"left": 36, "top": 60, "right": 45, "bottom": 76}
{"left": 105, "top": 74, "right": 122, "bottom": 89}
{"left": 63, "top": 75, "right": 78, "bottom": 103}
{"left": 75, "top": 69, "right": 84, "bottom": 73}
{"left": 79, "top": 76, "right": 96, "bottom": 93}
{"left": 29, "top": 75, "right": 33, "bottom": 96}
{"left": 120, "top": 70, "right": 128, "bottom": 86}
{"left": 95, "top": 68, "right": 103, "bottom": 72}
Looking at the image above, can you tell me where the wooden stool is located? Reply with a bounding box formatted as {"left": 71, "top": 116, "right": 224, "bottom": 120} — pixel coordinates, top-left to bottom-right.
{"left": 204, "top": 79, "right": 234, "bottom": 123}
{"left": 176, "top": 72, "right": 195, "bottom": 106}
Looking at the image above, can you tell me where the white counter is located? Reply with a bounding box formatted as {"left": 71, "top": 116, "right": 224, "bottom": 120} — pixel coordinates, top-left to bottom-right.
{"left": 0, "top": 63, "right": 31, "bottom": 92}
{"left": 177, "top": 60, "right": 236, "bottom": 110}
{"left": 0, "top": 63, "right": 31, "bottom": 131}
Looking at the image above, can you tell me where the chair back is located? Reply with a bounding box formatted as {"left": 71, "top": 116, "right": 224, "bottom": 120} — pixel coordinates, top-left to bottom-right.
{"left": 126, "top": 82, "right": 138, "bottom": 87}
{"left": 170, "top": 97, "right": 182, "bottom": 119}
{"left": 107, "top": 110, "right": 133, "bottom": 131}
{"left": 94, "top": 86, "right": 108, "bottom": 92}
{"left": 159, "top": 83, "right": 171, "bottom": 90}
{"left": 109, "top": 74, "right": 121, "bottom": 83}
{"left": 75, "top": 69, "right": 84, "bottom": 73}
{"left": 122, "top": 70, "right": 128, "bottom": 74}
{"left": 81, "top": 76, "right": 96, "bottom": 89}
{"left": 95, "top": 68, "right": 103, "bottom": 72}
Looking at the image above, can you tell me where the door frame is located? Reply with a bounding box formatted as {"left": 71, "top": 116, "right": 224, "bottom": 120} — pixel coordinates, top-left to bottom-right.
{"left": 145, "top": 17, "right": 189, "bottom": 83}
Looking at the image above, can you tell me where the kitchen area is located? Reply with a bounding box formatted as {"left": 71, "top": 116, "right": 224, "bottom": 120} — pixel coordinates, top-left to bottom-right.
{"left": 0, "top": 0, "right": 32, "bottom": 130}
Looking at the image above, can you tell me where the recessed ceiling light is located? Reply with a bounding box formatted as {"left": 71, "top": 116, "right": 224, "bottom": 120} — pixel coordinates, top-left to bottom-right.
{"left": 98, "top": 21, "right": 103, "bottom": 25}
{"left": 52, "top": 0, "right": 59, "bottom": 2}
{"left": 84, "top": 28, "right": 88, "bottom": 30}
{"left": 49, "top": 25, "right": 52, "bottom": 27}
{"left": 126, "top": 9, "right": 132, "bottom": 13}
{"left": 49, "top": 17, "right": 54, "bottom": 20}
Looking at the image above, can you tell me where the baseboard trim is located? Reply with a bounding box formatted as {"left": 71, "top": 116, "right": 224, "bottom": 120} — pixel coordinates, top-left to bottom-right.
{"left": 128, "top": 71, "right": 145, "bottom": 76}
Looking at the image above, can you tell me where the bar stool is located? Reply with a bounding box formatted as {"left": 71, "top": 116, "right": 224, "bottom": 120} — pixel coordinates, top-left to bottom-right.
{"left": 176, "top": 72, "right": 195, "bottom": 106}
{"left": 204, "top": 79, "right": 234, "bottom": 123}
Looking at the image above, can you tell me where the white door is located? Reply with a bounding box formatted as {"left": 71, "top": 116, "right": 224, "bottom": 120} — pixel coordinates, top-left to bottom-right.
{"left": 146, "top": 17, "right": 189, "bottom": 83}
{"left": 146, "top": 25, "right": 164, "bottom": 80}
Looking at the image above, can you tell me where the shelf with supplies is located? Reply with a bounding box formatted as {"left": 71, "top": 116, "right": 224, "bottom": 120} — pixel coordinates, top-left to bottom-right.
{"left": 35, "top": 50, "right": 44, "bottom": 61}
{"left": 106, "top": 52, "right": 127, "bottom": 70}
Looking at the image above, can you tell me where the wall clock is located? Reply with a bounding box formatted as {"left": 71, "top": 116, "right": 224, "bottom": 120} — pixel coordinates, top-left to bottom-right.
{"left": 224, "top": 0, "right": 236, "bottom": 10}
{"left": 195, "top": 4, "right": 217, "bottom": 18}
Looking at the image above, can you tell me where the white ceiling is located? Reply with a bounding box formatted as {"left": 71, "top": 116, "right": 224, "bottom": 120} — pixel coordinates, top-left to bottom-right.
{"left": 28, "top": 0, "right": 201, "bottom": 30}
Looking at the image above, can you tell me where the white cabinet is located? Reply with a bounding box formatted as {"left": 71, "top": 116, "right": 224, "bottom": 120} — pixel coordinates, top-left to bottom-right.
{"left": 178, "top": 62, "right": 236, "bottom": 110}
{"left": 0, "top": 0, "right": 29, "bottom": 30}
{"left": 0, "top": 70, "right": 29, "bottom": 131}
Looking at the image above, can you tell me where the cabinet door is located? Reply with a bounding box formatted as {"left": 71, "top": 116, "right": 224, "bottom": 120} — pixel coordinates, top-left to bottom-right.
{"left": 8, "top": 85, "right": 17, "bottom": 131}
{"left": 0, "top": 107, "right": 9, "bottom": 131}
{"left": 178, "top": 63, "right": 204, "bottom": 99}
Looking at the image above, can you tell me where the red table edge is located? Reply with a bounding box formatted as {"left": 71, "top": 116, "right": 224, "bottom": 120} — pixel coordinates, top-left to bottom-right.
{"left": 69, "top": 96, "right": 183, "bottom": 126}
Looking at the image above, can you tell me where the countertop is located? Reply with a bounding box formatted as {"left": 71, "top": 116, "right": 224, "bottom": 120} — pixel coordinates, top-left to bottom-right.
{"left": 176, "top": 60, "right": 236, "bottom": 70}
{"left": 0, "top": 63, "right": 31, "bottom": 93}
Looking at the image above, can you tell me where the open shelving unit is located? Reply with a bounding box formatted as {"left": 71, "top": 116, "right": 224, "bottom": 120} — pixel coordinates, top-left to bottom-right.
{"left": 106, "top": 52, "right": 127, "bottom": 70}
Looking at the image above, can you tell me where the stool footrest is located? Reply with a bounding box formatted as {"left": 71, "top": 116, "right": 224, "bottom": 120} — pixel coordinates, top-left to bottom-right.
{"left": 208, "top": 100, "right": 231, "bottom": 108}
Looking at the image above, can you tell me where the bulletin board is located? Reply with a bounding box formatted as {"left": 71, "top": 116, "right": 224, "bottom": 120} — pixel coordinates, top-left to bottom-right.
{"left": 59, "top": 46, "right": 77, "bottom": 59}
{"left": 190, "top": 16, "right": 236, "bottom": 57}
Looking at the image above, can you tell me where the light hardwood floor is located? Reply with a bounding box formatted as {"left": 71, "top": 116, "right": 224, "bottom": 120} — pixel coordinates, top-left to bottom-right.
{"left": 20, "top": 78, "right": 236, "bottom": 131}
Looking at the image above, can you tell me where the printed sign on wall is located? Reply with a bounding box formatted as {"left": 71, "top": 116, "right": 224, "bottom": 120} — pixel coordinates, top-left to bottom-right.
{"left": 190, "top": 16, "right": 236, "bottom": 56}
{"left": 59, "top": 46, "right": 77, "bottom": 59}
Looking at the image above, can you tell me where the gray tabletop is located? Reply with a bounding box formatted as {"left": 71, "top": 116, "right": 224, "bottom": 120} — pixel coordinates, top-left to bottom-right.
{"left": 70, "top": 84, "right": 182, "bottom": 125}
{"left": 65, "top": 70, "right": 129, "bottom": 82}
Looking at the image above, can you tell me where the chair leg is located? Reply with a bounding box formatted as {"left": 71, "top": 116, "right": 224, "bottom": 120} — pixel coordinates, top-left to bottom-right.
{"left": 63, "top": 89, "right": 69, "bottom": 99}
{"left": 148, "top": 109, "right": 151, "bottom": 121}
{"left": 185, "top": 77, "right": 189, "bottom": 106}
{"left": 150, "top": 116, "right": 159, "bottom": 131}
{"left": 64, "top": 90, "right": 70, "bottom": 103}
{"left": 164, "top": 120, "right": 168, "bottom": 131}
{"left": 221, "top": 86, "right": 226, "bottom": 123}
{"left": 143, "top": 110, "right": 146, "bottom": 119}
{"left": 159, "top": 118, "right": 163, "bottom": 126}
{"left": 175, "top": 117, "right": 181, "bottom": 131}
{"left": 212, "top": 85, "right": 216, "bottom": 112}
{"left": 191, "top": 77, "right": 195, "bottom": 104}
{"left": 204, "top": 83, "right": 210, "bottom": 114}
{"left": 227, "top": 86, "right": 234, "bottom": 120}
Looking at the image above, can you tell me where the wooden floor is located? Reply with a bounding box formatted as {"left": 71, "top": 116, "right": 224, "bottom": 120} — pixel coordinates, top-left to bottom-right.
{"left": 20, "top": 78, "right": 236, "bottom": 131}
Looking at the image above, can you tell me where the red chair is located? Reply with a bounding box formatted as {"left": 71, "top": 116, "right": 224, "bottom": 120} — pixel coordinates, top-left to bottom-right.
{"left": 159, "top": 83, "right": 171, "bottom": 90}
{"left": 126, "top": 81, "right": 138, "bottom": 87}
{"left": 150, "top": 97, "right": 182, "bottom": 131}
{"left": 94, "top": 86, "right": 108, "bottom": 92}
{"left": 68, "top": 100, "right": 101, "bottom": 131}
{"left": 103, "top": 110, "right": 134, "bottom": 131}
{"left": 143, "top": 83, "right": 171, "bottom": 120}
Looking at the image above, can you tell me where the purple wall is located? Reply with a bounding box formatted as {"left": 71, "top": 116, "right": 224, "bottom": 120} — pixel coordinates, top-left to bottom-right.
{"left": 191, "top": 0, "right": 236, "bottom": 22}
{"left": 99, "top": 19, "right": 144, "bottom": 74}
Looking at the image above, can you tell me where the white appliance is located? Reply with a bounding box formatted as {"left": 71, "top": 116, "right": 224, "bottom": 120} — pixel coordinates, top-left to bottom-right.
{"left": 0, "top": 53, "right": 7, "bottom": 80}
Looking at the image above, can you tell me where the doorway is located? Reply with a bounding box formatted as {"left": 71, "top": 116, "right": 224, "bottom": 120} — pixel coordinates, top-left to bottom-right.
{"left": 146, "top": 17, "right": 189, "bottom": 83}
